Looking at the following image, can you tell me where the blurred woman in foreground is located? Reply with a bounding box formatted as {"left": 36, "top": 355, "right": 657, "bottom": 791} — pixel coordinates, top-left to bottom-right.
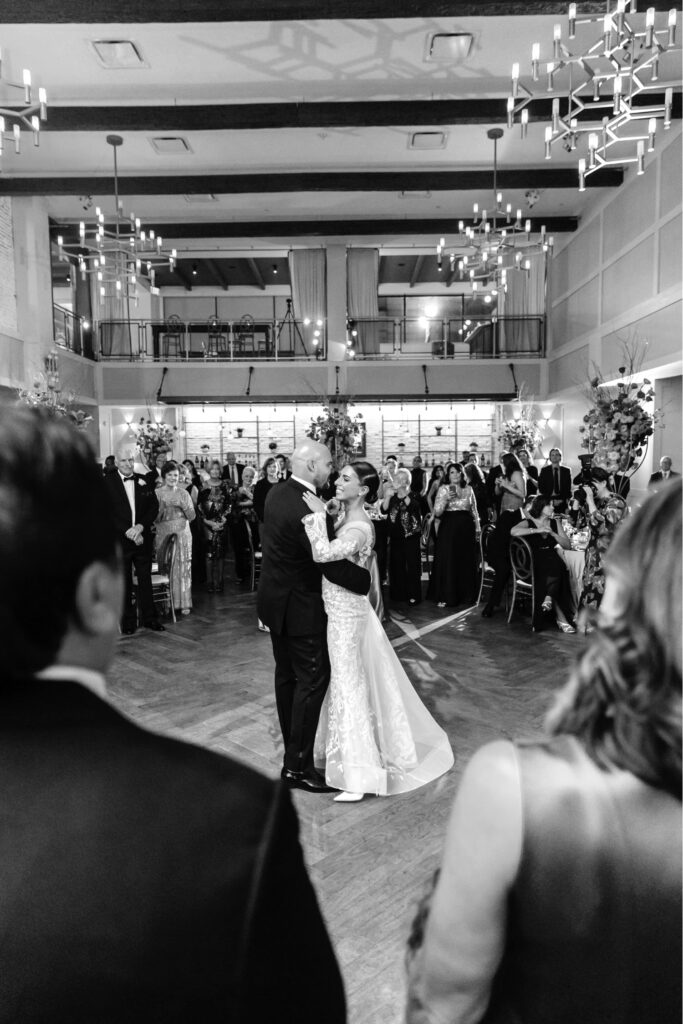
{"left": 407, "top": 480, "right": 682, "bottom": 1024}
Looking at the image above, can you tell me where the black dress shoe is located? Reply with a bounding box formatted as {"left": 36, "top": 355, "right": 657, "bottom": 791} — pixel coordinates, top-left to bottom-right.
{"left": 281, "top": 768, "right": 336, "bottom": 794}
{"left": 144, "top": 620, "right": 166, "bottom": 632}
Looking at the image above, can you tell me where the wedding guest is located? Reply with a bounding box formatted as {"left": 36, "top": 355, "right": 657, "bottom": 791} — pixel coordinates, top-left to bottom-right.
{"left": 198, "top": 461, "right": 231, "bottom": 593}
{"left": 221, "top": 450, "right": 244, "bottom": 488}
{"left": 429, "top": 463, "right": 480, "bottom": 609}
{"left": 231, "top": 463, "right": 259, "bottom": 581}
{"left": 104, "top": 445, "right": 163, "bottom": 635}
{"left": 276, "top": 453, "right": 292, "bottom": 480}
{"left": 516, "top": 448, "right": 538, "bottom": 496}
{"left": 579, "top": 466, "right": 628, "bottom": 611}
{"left": 375, "top": 457, "right": 399, "bottom": 584}
{"left": 144, "top": 451, "right": 169, "bottom": 489}
{"left": 485, "top": 452, "right": 506, "bottom": 521}
{"left": 481, "top": 453, "right": 526, "bottom": 619}
{"left": 511, "top": 495, "right": 576, "bottom": 633}
{"left": 648, "top": 455, "right": 679, "bottom": 491}
{"left": 383, "top": 467, "right": 423, "bottom": 605}
{"left": 426, "top": 464, "right": 446, "bottom": 514}
{"left": 155, "top": 461, "right": 196, "bottom": 616}
{"left": 102, "top": 454, "right": 117, "bottom": 476}
{"left": 253, "top": 456, "right": 281, "bottom": 523}
{"left": 411, "top": 455, "right": 429, "bottom": 515}
{"left": 406, "top": 480, "right": 682, "bottom": 1024}
{"left": 538, "top": 447, "right": 572, "bottom": 510}
{"left": 0, "top": 406, "right": 345, "bottom": 1024}
{"left": 464, "top": 461, "right": 489, "bottom": 524}
{"left": 182, "top": 460, "right": 205, "bottom": 585}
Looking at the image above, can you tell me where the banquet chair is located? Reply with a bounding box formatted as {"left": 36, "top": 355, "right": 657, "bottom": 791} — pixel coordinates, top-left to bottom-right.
{"left": 149, "top": 532, "right": 178, "bottom": 623}
{"left": 204, "top": 315, "right": 229, "bottom": 359}
{"left": 245, "top": 525, "right": 262, "bottom": 592}
{"left": 507, "top": 535, "right": 536, "bottom": 629}
{"left": 161, "top": 315, "right": 184, "bottom": 360}
{"left": 476, "top": 522, "right": 498, "bottom": 606}
{"left": 235, "top": 314, "right": 255, "bottom": 355}
{"left": 420, "top": 514, "right": 435, "bottom": 582}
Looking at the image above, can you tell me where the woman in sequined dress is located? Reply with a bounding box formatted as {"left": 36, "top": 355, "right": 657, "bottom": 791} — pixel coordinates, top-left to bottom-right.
{"left": 154, "top": 461, "right": 196, "bottom": 615}
{"left": 429, "top": 462, "right": 481, "bottom": 608}
{"left": 301, "top": 461, "right": 453, "bottom": 803}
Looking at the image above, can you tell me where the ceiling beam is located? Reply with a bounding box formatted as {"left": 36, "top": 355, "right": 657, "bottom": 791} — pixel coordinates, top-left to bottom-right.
{"left": 205, "top": 258, "right": 230, "bottom": 291}
{"left": 39, "top": 94, "right": 681, "bottom": 133}
{"left": 53, "top": 216, "right": 579, "bottom": 241}
{"left": 173, "top": 263, "right": 194, "bottom": 291}
{"left": 3, "top": 168, "right": 622, "bottom": 197}
{"left": 6, "top": 1, "right": 667, "bottom": 23}
{"left": 410, "top": 256, "right": 425, "bottom": 288}
{"left": 246, "top": 258, "right": 266, "bottom": 290}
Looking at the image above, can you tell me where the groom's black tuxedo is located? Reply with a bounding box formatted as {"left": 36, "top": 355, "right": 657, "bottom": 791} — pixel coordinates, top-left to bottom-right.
{"left": 0, "top": 676, "right": 345, "bottom": 1023}
{"left": 104, "top": 471, "right": 159, "bottom": 628}
{"left": 257, "top": 477, "right": 370, "bottom": 777}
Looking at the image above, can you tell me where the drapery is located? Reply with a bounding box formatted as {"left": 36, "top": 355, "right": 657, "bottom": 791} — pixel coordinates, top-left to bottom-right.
{"left": 288, "top": 249, "right": 327, "bottom": 357}
{"left": 347, "top": 248, "right": 380, "bottom": 354}
{"left": 498, "top": 257, "right": 546, "bottom": 354}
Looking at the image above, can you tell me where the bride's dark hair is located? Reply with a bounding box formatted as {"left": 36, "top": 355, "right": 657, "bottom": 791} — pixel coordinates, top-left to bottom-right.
{"left": 350, "top": 460, "right": 380, "bottom": 504}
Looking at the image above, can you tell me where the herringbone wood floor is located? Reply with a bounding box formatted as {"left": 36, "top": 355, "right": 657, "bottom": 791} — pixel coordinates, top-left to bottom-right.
{"left": 107, "top": 571, "right": 583, "bottom": 1024}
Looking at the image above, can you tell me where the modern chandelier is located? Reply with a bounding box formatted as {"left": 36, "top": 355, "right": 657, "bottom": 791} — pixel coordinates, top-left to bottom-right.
{"left": 507, "top": 0, "right": 680, "bottom": 188}
{"left": 57, "top": 134, "right": 176, "bottom": 302}
{"left": 0, "top": 50, "right": 47, "bottom": 165}
{"left": 436, "top": 128, "right": 553, "bottom": 295}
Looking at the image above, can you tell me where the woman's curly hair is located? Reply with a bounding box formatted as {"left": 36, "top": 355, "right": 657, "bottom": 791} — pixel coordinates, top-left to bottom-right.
{"left": 547, "top": 480, "right": 682, "bottom": 797}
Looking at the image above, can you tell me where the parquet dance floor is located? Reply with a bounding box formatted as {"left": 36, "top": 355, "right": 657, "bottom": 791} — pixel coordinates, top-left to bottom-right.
{"left": 107, "top": 576, "right": 583, "bottom": 1024}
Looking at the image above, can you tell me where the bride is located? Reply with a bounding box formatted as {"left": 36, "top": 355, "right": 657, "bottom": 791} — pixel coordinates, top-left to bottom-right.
{"left": 302, "top": 460, "right": 454, "bottom": 803}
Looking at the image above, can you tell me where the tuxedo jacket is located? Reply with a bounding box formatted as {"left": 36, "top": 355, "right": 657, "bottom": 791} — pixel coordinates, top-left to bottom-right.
{"left": 222, "top": 462, "right": 245, "bottom": 486}
{"left": 257, "top": 477, "right": 370, "bottom": 635}
{"left": 104, "top": 471, "right": 159, "bottom": 552}
{"left": 538, "top": 464, "right": 572, "bottom": 502}
{"left": 0, "top": 677, "right": 345, "bottom": 1024}
{"left": 648, "top": 470, "right": 679, "bottom": 489}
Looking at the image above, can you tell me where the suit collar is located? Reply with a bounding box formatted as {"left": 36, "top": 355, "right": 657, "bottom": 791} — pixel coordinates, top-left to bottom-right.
{"left": 290, "top": 474, "right": 316, "bottom": 493}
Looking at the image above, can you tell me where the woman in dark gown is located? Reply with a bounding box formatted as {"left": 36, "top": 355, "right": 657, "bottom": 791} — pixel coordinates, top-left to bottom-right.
{"left": 428, "top": 463, "right": 480, "bottom": 608}
{"left": 511, "top": 494, "right": 576, "bottom": 632}
{"left": 197, "top": 461, "right": 231, "bottom": 593}
{"left": 383, "top": 467, "right": 423, "bottom": 604}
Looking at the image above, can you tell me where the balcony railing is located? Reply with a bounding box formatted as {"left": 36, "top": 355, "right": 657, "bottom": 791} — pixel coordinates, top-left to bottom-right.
{"left": 349, "top": 316, "right": 545, "bottom": 359}
{"left": 53, "top": 305, "right": 95, "bottom": 360}
{"left": 93, "top": 317, "right": 326, "bottom": 361}
{"left": 67, "top": 311, "right": 545, "bottom": 362}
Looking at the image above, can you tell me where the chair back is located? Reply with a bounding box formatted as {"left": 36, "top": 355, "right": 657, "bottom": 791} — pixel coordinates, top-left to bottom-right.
{"left": 509, "top": 535, "right": 534, "bottom": 583}
{"left": 156, "top": 532, "right": 177, "bottom": 576}
{"left": 207, "top": 315, "right": 223, "bottom": 333}
{"left": 481, "top": 522, "right": 496, "bottom": 564}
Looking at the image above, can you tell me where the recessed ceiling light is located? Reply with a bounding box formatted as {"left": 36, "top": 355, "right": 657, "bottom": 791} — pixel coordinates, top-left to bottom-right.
{"left": 424, "top": 32, "right": 474, "bottom": 63}
{"left": 409, "top": 132, "right": 447, "bottom": 150}
{"left": 91, "top": 40, "right": 147, "bottom": 69}
{"left": 150, "top": 137, "right": 192, "bottom": 155}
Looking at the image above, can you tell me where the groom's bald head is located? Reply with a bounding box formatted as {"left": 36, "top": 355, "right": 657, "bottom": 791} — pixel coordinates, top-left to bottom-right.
{"left": 291, "top": 440, "right": 334, "bottom": 489}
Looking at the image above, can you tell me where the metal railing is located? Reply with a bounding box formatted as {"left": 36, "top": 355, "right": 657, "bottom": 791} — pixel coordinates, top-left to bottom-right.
{"left": 93, "top": 317, "right": 326, "bottom": 361}
{"left": 349, "top": 315, "right": 545, "bottom": 359}
{"left": 53, "top": 305, "right": 95, "bottom": 360}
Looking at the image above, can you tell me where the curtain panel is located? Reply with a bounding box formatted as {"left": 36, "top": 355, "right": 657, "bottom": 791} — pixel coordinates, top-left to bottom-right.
{"left": 289, "top": 248, "right": 327, "bottom": 324}
{"left": 347, "top": 248, "right": 380, "bottom": 354}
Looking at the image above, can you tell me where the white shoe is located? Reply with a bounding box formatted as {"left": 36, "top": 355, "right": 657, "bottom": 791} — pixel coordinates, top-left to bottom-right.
{"left": 333, "top": 791, "right": 364, "bottom": 803}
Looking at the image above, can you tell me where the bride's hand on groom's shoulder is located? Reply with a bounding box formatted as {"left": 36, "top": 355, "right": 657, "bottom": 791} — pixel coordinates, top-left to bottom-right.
{"left": 302, "top": 490, "right": 328, "bottom": 514}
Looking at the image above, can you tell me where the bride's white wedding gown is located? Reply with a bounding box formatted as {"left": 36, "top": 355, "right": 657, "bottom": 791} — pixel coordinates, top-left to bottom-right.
{"left": 303, "top": 511, "right": 454, "bottom": 796}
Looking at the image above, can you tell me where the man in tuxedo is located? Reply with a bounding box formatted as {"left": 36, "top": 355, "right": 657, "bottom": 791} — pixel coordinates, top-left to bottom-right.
{"left": 144, "top": 451, "right": 168, "bottom": 489}
{"left": 649, "top": 456, "right": 679, "bottom": 491}
{"left": 0, "top": 407, "right": 346, "bottom": 1024}
{"left": 104, "top": 444, "right": 164, "bottom": 635}
{"left": 222, "top": 450, "right": 245, "bottom": 487}
{"left": 539, "top": 447, "right": 572, "bottom": 509}
{"left": 258, "top": 439, "right": 371, "bottom": 794}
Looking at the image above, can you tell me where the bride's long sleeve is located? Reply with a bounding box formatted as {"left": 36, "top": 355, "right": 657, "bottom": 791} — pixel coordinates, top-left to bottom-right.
{"left": 303, "top": 511, "right": 366, "bottom": 562}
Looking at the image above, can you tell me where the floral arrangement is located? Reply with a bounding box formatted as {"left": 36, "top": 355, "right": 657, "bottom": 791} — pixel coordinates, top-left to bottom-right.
{"left": 498, "top": 389, "right": 542, "bottom": 453}
{"left": 308, "top": 403, "right": 365, "bottom": 465}
{"left": 135, "top": 417, "right": 177, "bottom": 467}
{"left": 579, "top": 348, "right": 658, "bottom": 483}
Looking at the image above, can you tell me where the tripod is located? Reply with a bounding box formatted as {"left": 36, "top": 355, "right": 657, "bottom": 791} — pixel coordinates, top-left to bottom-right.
{"left": 277, "top": 298, "right": 307, "bottom": 357}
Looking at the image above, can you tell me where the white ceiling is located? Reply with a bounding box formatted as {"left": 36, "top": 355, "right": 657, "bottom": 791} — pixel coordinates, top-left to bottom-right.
{"left": 0, "top": 11, "right": 680, "bottom": 244}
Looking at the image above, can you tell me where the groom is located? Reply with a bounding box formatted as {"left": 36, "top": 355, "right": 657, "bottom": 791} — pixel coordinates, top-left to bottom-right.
{"left": 258, "top": 439, "right": 370, "bottom": 793}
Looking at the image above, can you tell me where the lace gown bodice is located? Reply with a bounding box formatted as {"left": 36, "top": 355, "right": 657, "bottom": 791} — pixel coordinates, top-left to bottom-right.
{"left": 303, "top": 511, "right": 453, "bottom": 796}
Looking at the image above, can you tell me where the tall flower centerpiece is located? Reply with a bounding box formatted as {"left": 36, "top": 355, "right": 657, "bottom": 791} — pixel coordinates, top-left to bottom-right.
{"left": 579, "top": 350, "right": 658, "bottom": 493}
{"left": 308, "top": 403, "right": 364, "bottom": 466}
{"left": 498, "top": 390, "right": 542, "bottom": 454}
{"left": 135, "top": 417, "right": 177, "bottom": 468}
